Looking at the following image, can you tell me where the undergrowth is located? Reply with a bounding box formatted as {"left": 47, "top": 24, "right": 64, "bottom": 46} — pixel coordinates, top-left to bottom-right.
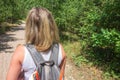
{"left": 0, "top": 21, "right": 23, "bottom": 34}
{"left": 62, "top": 38, "right": 119, "bottom": 80}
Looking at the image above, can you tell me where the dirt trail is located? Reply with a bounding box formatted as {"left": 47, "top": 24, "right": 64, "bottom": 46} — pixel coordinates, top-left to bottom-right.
{"left": 0, "top": 23, "right": 78, "bottom": 80}
{"left": 0, "top": 23, "right": 104, "bottom": 80}
{"left": 0, "top": 24, "right": 25, "bottom": 80}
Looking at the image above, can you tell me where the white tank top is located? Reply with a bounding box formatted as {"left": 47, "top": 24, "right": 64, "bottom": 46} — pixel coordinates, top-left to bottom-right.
{"left": 22, "top": 44, "right": 62, "bottom": 80}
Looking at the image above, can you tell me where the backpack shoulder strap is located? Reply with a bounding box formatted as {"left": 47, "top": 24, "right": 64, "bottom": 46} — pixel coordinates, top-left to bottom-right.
{"left": 50, "top": 43, "right": 59, "bottom": 66}
{"left": 25, "top": 44, "right": 45, "bottom": 67}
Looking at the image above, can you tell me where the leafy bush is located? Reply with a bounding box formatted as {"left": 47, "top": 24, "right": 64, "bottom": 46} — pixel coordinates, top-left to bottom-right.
{"left": 91, "top": 29, "right": 120, "bottom": 57}
{"left": 98, "top": 0, "right": 120, "bottom": 30}
{"left": 0, "top": 0, "right": 25, "bottom": 23}
{"left": 91, "top": 29, "right": 119, "bottom": 48}
{"left": 0, "top": 0, "right": 120, "bottom": 79}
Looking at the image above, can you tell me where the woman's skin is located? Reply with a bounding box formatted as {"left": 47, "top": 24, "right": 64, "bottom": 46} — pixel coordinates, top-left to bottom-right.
{"left": 6, "top": 44, "right": 66, "bottom": 80}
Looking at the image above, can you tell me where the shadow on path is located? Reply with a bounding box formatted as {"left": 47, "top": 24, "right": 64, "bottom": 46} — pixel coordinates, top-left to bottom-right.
{"left": 0, "top": 26, "right": 24, "bottom": 53}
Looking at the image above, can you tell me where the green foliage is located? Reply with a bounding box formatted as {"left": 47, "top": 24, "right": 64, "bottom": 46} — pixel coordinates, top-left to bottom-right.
{"left": 91, "top": 29, "right": 120, "bottom": 50}
{"left": 115, "top": 41, "right": 120, "bottom": 54}
{"left": 90, "top": 28, "right": 120, "bottom": 59}
{"left": 0, "top": 0, "right": 25, "bottom": 23}
{"left": 0, "top": 0, "right": 120, "bottom": 79}
{"left": 99, "top": 0, "right": 120, "bottom": 29}
{"left": 73, "top": 55, "right": 88, "bottom": 67}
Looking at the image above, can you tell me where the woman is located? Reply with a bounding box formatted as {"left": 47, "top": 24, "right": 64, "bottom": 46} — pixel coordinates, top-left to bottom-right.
{"left": 6, "top": 7, "right": 66, "bottom": 80}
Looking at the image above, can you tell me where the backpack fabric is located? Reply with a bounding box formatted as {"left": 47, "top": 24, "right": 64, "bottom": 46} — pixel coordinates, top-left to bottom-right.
{"left": 25, "top": 43, "right": 62, "bottom": 80}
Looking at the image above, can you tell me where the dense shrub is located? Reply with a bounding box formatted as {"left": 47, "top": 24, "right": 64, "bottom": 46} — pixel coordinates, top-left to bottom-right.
{"left": 0, "top": 0, "right": 120, "bottom": 78}
{"left": 0, "top": 0, "right": 25, "bottom": 23}
{"left": 91, "top": 29, "right": 120, "bottom": 57}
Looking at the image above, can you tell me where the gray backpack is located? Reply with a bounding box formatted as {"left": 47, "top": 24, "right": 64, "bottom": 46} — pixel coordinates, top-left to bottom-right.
{"left": 26, "top": 43, "right": 61, "bottom": 80}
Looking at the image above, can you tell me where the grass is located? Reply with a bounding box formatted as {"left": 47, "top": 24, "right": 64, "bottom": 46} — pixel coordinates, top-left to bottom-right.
{"left": 61, "top": 31, "right": 120, "bottom": 80}
{"left": 62, "top": 41, "right": 81, "bottom": 58}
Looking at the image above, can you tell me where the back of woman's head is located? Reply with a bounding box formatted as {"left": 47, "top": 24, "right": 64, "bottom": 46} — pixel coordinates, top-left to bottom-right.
{"left": 25, "top": 7, "right": 59, "bottom": 51}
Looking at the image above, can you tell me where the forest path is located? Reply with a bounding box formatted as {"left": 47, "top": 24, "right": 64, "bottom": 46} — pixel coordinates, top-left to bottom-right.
{"left": 0, "top": 23, "right": 79, "bottom": 80}
{"left": 0, "top": 23, "right": 25, "bottom": 80}
{"left": 0, "top": 23, "right": 103, "bottom": 80}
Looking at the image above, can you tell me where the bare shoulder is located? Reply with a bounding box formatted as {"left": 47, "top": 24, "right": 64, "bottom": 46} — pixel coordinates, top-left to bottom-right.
{"left": 15, "top": 44, "right": 24, "bottom": 52}
{"left": 12, "top": 44, "right": 25, "bottom": 64}
{"left": 6, "top": 44, "right": 25, "bottom": 80}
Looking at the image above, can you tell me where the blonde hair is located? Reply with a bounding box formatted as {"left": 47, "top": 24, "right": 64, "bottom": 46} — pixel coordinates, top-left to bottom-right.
{"left": 25, "top": 7, "right": 59, "bottom": 51}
